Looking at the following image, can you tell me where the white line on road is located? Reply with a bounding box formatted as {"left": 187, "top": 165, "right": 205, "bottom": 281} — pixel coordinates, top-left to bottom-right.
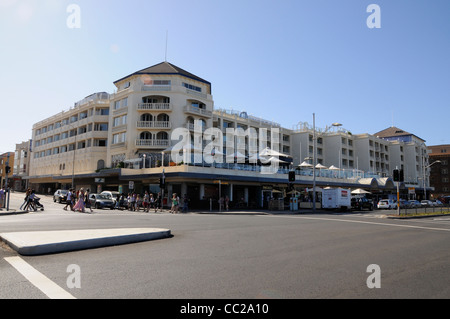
{"left": 4, "top": 256, "right": 76, "bottom": 299}
{"left": 263, "top": 215, "right": 450, "bottom": 233}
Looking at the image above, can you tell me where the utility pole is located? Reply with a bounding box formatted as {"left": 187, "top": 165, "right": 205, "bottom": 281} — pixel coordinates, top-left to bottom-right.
{"left": 5, "top": 153, "right": 11, "bottom": 211}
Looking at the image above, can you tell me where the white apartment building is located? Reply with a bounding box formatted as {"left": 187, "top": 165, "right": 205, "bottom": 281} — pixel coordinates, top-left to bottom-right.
{"left": 26, "top": 61, "right": 431, "bottom": 204}
{"left": 108, "top": 62, "right": 214, "bottom": 168}
{"left": 28, "top": 92, "right": 110, "bottom": 192}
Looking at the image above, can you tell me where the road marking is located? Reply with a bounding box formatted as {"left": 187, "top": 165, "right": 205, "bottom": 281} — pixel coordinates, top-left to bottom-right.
{"left": 4, "top": 256, "right": 76, "bottom": 299}
{"left": 263, "top": 215, "right": 450, "bottom": 233}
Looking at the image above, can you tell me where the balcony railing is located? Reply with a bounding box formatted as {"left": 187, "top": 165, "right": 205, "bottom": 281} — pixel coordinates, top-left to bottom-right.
{"left": 136, "top": 121, "right": 172, "bottom": 129}
{"left": 135, "top": 139, "right": 170, "bottom": 148}
{"left": 137, "top": 103, "right": 172, "bottom": 111}
{"left": 184, "top": 105, "right": 212, "bottom": 117}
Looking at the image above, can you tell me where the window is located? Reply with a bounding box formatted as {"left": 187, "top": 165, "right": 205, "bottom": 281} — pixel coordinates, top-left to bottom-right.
{"left": 144, "top": 79, "right": 171, "bottom": 86}
{"left": 183, "top": 82, "right": 202, "bottom": 92}
{"left": 112, "top": 132, "right": 126, "bottom": 144}
{"left": 94, "top": 139, "right": 107, "bottom": 147}
{"left": 95, "top": 108, "right": 110, "bottom": 116}
{"left": 113, "top": 115, "right": 127, "bottom": 127}
{"left": 94, "top": 123, "right": 109, "bottom": 131}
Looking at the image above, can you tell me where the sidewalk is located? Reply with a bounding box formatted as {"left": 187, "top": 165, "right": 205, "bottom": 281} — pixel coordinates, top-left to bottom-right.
{"left": 0, "top": 208, "right": 29, "bottom": 216}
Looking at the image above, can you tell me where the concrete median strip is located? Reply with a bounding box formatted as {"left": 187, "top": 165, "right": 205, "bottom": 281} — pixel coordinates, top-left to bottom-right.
{"left": 0, "top": 228, "right": 171, "bottom": 256}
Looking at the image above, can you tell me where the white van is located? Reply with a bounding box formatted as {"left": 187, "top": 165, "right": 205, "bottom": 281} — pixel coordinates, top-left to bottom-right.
{"left": 101, "top": 191, "right": 120, "bottom": 204}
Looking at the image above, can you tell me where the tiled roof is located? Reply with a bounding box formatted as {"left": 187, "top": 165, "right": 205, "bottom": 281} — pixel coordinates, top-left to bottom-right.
{"left": 114, "top": 61, "right": 210, "bottom": 85}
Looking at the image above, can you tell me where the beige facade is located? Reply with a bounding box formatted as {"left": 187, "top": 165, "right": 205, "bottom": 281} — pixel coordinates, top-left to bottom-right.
{"left": 25, "top": 62, "right": 431, "bottom": 200}
{"left": 108, "top": 63, "right": 214, "bottom": 168}
{"left": 29, "top": 92, "right": 110, "bottom": 187}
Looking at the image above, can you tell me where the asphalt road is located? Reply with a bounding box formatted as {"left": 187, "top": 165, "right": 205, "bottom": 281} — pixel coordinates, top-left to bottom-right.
{"left": 2, "top": 192, "right": 450, "bottom": 299}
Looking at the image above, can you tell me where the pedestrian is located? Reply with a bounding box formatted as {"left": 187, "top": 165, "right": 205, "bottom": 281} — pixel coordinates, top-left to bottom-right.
{"left": 73, "top": 188, "right": 85, "bottom": 213}
{"left": 28, "top": 190, "right": 39, "bottom": 211}
{"left": 0, "top": 187, "right": 4, "bottom": 208}
{"left": 20, "top": 188, "right": 31, "bottom": 210}
{"left": 85, "top": 188, "right": 93, "bottom": 213}
{"left": 130, "top": 193, "right": 136, "bottom": 211}
{"left": 149, "top": 193, "right": 155, "bottom": 212}
{"left": 143, "top": 191, "right": 150, "bottom": 212}
{"left": 225, "top": 195, "right": 230, "bottom": 211}
{"left": 22, "top": 188, "right": 33, "bottom": 211}
{"left": 155, "top": 192, "right": 161, "bottom": 213}
{"left": 170, "top": 193, "right": 179, "bottom": 213}
{"left": 218, "top": 196, "right": 224, "bottom": 211}
{"left": 182, "top": 194, "right": 189, "bottom": 213}
{"left": 64, "top": 189, "right": 74, "bottom": 211}
{"left": 135, "top": 194, "right": 140, "bottom": 211}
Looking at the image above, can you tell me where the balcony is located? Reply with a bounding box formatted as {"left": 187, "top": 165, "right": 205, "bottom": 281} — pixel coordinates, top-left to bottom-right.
{"left": 136, "top": 121, "right": 172, "bottom": 130}
{"left": 184, "top": 105, "right": 212, "bottom": 118}
{"left": 135, "top": 139, "right": 170, "bottom": 149}
{"left": 141, "top": 85, "right": 171, "bottom": 92}
{"left": 137, "top": 103, "right": 172, "bottom": 111}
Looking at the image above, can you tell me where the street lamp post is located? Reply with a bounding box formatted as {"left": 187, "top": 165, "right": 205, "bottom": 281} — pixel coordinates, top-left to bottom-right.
{"left": 312, "top": 113, "right": 316, "bottom": 213}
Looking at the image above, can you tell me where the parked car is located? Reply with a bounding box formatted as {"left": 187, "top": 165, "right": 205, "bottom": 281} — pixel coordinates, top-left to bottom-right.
{"left": 101, "top": 191, "right": 120, "bottom": 204}
{"left": 89, "top": 193, "right": 115, "bottom": 209}
{"left": 351, "top": 197, "right": 373, "bottom": 211}
{"left": 399, "top": 199, "right": 410, "bottom": 209}
{"left": 377, "top": 199, "right": 396, "bottom": 210}
{"left": 430, "top": 200, "right": 443, "bottom": 207}
{"left": 421, "top": 200, "right": 433, "bottom": 207}
{"left": 53, "top": 189, "right": 68, "bottom": 203}
{"left": 408, "top": 200, "right": 421, "bottom": 208}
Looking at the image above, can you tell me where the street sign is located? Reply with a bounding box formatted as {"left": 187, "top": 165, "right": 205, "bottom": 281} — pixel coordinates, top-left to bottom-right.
{"left": 129, "top": 181, "right": 134, "bottom": 189}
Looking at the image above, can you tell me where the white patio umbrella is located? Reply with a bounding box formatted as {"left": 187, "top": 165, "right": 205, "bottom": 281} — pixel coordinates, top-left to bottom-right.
{"left": 266, "top": 156, "right": 289, "bottom": 164}
{"left": 259, "top": 147, "right": 291, "bottom": 158}
{"left": 329, "top": 164, "right": 340, "bottom": 178}
{"left": 351, "top": 188, "right": 371, "bottom": 195}
{"left": 298, "top": 161, "right": 313, "bottom": 168}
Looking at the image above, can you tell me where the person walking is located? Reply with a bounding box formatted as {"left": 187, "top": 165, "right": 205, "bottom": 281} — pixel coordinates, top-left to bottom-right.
{"left": 149, "top": 193, "right": 155, "bottom": 212}
{"left": 20, "top": 188, "right": 31, "bottom": 210}
{"left": 64, "top": 189, "right": 74, "bottom": 211}
{"left": 170, "top": 193, "right": 179, "bottom": 214}
{"left": 84, "top": 188, "right": 93, "bottom": 213}
{"left": 155, "top": 192, "right": 161, "bottom": 213}
{"left": 143, "top": 191, "right": 150, "bottom": 212}
{"left": 182, "top": 194, "right": 189, "bottom": 213}
{"left": 73, "top": 188, "right": 85, "bottom": 213}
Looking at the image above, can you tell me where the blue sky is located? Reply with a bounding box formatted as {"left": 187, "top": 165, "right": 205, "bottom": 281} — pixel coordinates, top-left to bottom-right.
{"left": 1, "top": 0, "right": 449, "bottom": 154}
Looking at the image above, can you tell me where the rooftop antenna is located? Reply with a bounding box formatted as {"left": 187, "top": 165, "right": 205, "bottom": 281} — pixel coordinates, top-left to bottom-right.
{"left": 165, "top": 30, "right": 168, "bottom": 62}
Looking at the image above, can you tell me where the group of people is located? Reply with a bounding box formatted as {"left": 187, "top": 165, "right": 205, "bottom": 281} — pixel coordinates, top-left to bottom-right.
{"left": 20, "top": 188, "right": 44, "bottom": 211}
{"left": 59, "top": 189, "right": 189, "bottom": 214}
{"left": 63, "top": 188, "right": 93, "bottom": 213}
{"left": 117, "top": 191, "right": 162, "bottom": 212}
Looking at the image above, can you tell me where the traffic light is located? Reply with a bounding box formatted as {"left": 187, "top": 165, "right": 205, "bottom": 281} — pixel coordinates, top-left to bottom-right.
{"left": 288, "top": 171, "right": 296, "bottom": 182}
{"left": 5, "top": 166, "right": 11, "bottom": 174}
{"left": 393, "top": 169, "right": 404, "bottom": 182}
{"left": 159, "top": 176, "right": 165, "bottom": 189}
{"left": 393, "top": 169, "right": 399, "bottom": 181}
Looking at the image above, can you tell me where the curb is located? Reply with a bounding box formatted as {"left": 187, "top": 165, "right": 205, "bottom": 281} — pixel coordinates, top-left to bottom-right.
{"left": 0, "top": 228, "right": 171, "bottom": 256}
